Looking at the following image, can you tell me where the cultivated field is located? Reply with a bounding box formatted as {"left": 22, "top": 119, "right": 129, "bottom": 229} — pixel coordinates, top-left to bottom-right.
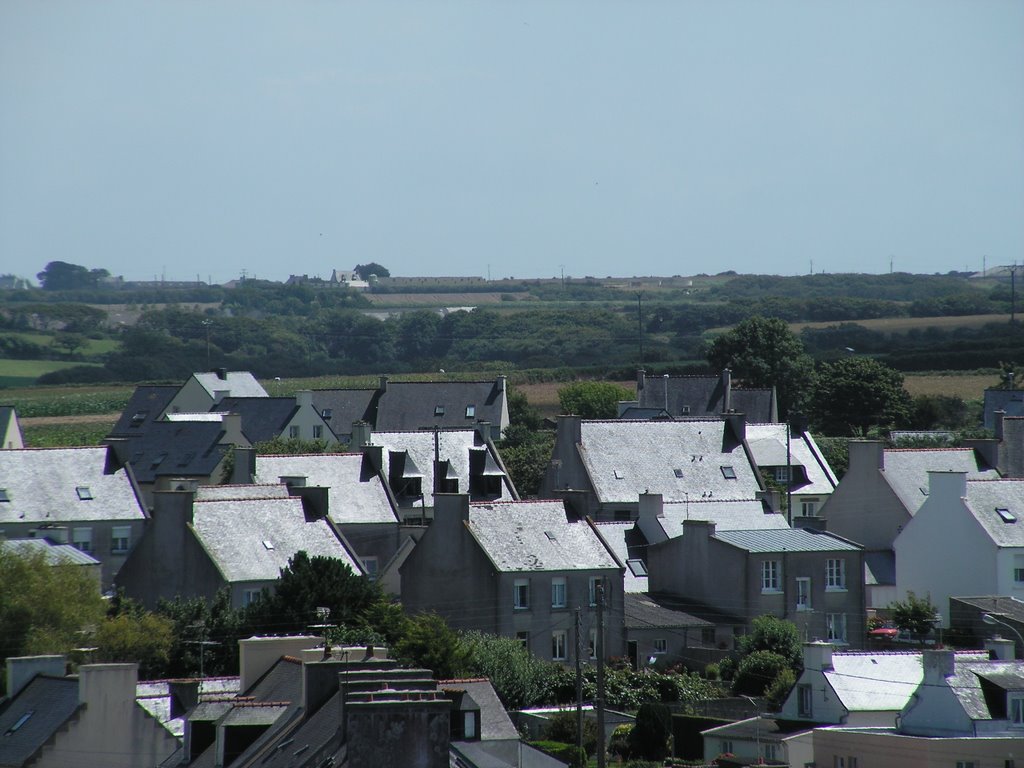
{"left": 790, "top": 313, "right": 1013, "bottom": 334}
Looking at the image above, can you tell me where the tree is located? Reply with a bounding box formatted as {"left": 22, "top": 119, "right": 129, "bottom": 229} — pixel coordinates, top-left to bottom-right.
{"left": 732, "top": 650, "right": 791, "bottom": 696}
{"left": 0, "top": 547, "right": 106, "bottom": 665}
{"left": 705, "top": 316, "right": 814, "bottom": 418}
{"left": 809, "top": 357, "right": 912, "bottom": 436}
{"left": 394, "top": 612, "right": 468, "bottom": 679}
{"left": 461, "top": 631, "right": 554, "bottom": 709}
{"left": 156, "top": 590, "right": 246, "bottom": 678}
{"left": 354, "top": 262, "right": 390, "bottom": 279}
{"left": 890, "top": 592, "right": 938, "bottom": 641}
{"left": 557, "top": 381, "right": 633, "bottom": 419}
{"left": 94, "top": 612, "right": 174, "bottom": 679}
{"left": 627, "top": 702, "right": 672, "bottom": 761}
{"left": 53, "top": 331, "right": 87, "bottom": 357}
{"left": 737, "top": 615, "right": 802, "bottom": 669}
{"left": 37, "top": 261, "right": 109, "bottom": 291}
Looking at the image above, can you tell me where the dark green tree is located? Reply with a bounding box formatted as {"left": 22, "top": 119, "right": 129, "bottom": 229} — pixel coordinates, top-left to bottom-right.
{"left": 156, "top": 590, "right": 246, "bottom": 677}
{"left": 809, "top": 356, "right": 912, "bottom": 436}
{"left": 705, "top": 315, "right": 814, "bottom": 418}
{"left": 732, "top": 650, "right": 791, "bottom": 696}
{"left": 557, "top": 381, "right": 633, "bottom": 419}
{"left": 890, "top": 592, "right": 939, "bottom": 641}
{"left": 461, "top": 631, "right": 554, "bottom": 709}
{"left": 627, "top": 702, "right": 672, "bottom": 761}
{"left": 737, "top": 615, "right": 802, "bottom": 668}
{"left": 37, "top": 261, "right": 110, "bottom": 290}
{"left": 354, "top": 262, "right": 391, "bottom": 279}
{"left": 394, "top": 612, "right": 468, "bottom": 679}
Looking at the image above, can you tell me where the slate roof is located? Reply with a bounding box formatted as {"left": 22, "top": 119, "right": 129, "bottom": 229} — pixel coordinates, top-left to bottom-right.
{"left": 624, "top": 593, "right": 713, "bottom": 630}
{"left": 310, "top": 389, "right": 377, "bottom": 436}
{"left": 193, "top": 371, "right": 268, "bottom": 399}
{"left": 882, "top": 448, "right": 999, "bottom": 514}
{"left": 745, "top": 424, "right": 838, "bottom": 495}
{"left": 109, "top": 385, "right": 179, "bottom": 435}
{"left": 190, "top": 497, "right": 362, "bottom": 582}
{"left": 593, "top": 521, "right": 649, "bottom": 592}
{"left": 106, "top": 421, "right": 231, "bottom": 484}
{"left": 135, "top": 677, "right": 240, "bottom": 739}
{"left": 984, "top": 388, "right": 1024, "bottom": 429}
{"left": 0, "top": 675, "right": 80, "bottom": 767}
{"left": 713, "top": 528, "right": 861, "bottom": 554}
{"left": 253, "top": 453, "right": 400, "bottom": 525}
{"left": 0, "top": 446, "right": 146, "bottom": 524}
{"left": 195, "top": 484, "right": 291, "bottom": 501}
{"left": 466, "top": 500, "right": 619, "bottom": 573}
{"left": 964, "top": 479, "right": 1024, "bottom": 546}
{"left": 437, "top": 678, "right": 520, "bottom": 741}
{"left": 214, "top": 397, "right": 300, "bottom": 444}
{"left": 374, "top": 429, "right": 514, "bottom": 503}
{"left": 657, "top": 499, "right": 787, "bottom": 537}
{"left": 636, "top": 374, "right": 775, "bottom": 422}
{"left": 578, "top": 420, "right": 761, "bottom": 504}
{"left": 952, "top": 595, "right": 1024, "bottom": 624}
{"left": 374, "top": 380, "right": 506, "bottom": 432}
{"left": 0, "top": 538, "right": 101, "bottom": 567}
{"left": 942, "top": 656, "right": 1024, "bottom": 722}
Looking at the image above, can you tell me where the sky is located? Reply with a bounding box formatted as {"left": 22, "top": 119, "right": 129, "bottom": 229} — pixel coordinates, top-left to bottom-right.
{"left": 1, "top": 1, "right": 1022, "bottom": 285}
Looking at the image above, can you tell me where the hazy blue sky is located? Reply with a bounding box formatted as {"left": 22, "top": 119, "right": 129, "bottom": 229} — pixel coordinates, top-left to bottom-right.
{"left": 2, "top": 1, "right": 1022, "bottom": 284}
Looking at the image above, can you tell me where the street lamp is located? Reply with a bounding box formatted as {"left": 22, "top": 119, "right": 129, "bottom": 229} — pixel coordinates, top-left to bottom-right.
{"left": 982, "top": 613, "right": 1024, "bottom": 658}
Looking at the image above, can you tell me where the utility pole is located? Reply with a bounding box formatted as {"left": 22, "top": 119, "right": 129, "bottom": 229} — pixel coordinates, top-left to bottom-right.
{"left": 1011, "top": 264, "right": 1019, "bottom": 325}
{"left": 596, "top": 581, "right": 607, "bottom": 768}
{"left": 575, "top": 608, "right": 583, "bottom": 761}
{"left": 636, "top": 292, "right": 644, "bottom": 367}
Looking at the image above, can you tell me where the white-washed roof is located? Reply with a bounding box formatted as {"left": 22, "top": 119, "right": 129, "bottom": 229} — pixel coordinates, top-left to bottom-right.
{"left": 657, "top": 499, "right": 788, "bottom": 538}
{"left": 466, "top": 500, "right": 619, "bottom": 573}
{"left": 195, "top": 484, "right": 291, "bottom": 501}
{"left": 965, "top": 480, "right": 1024, "bottom": 547}
{"left": 190, "top": 497, "right": 361, "bottom": 582}
{"left": 0, "top": 446, "right": 146, "bottom": 524}
{"left": 254, "top": 453, "right": 400, "bottom": 525}
{"left": 746, "top": 423, "right": 838, "bottom": 495}
{"left": 883, "top": 448, "right": 999, "bottom": 513}
{"left": 579, "top": 420, "right": 760, "bottom": 504}
{"left": 825, "top": 650, "right": 989, "bottom": 712}
{"left": 714, "top": 528, "right": 860, "bottom": 553}
{"left": 193, "top": 371, "right": 268, "bottom": 399}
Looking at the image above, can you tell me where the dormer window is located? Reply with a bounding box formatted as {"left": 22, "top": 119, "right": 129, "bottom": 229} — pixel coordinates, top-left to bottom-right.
{"left": 465, "top": 404, "right": 475, "bottom": 418}
{"left": 0, "top": 488, "right": 9, "bottom": 502}
{"left": 434, "top": 405, "right": 445, "bottom": 416}
{"left": 1010, "top": 693, "right": 1024, "bottom": 727}
{"left": 76, "top": 486, "right": 93, "bottom": 501}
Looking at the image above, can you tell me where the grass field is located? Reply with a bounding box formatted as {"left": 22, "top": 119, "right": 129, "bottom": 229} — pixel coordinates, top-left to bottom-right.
{"left": 0, "top": 359, "right": 105, "bottom": 389}
{"left": 790, "top": 313, "right": 1012, "bottom": 335}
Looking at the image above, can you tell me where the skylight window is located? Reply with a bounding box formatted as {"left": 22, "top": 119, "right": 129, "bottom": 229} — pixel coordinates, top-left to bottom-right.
{"left": 262, "top": 540, "right": 275, "bottom": 550}
{"left": 627, "top": 558, "right": 648, "bottom": 577}
{"left": 0, "top": 489, "right": 9, "bottom": 502}
{"left": 721, "top": 466, "right": 737, "bottom": 479}
{"left": 613, "top": 469, "right": 624, "bottom": 480}
{"left": 76, "top": 486, "right": 93, "bottom": 501}
{"left": 673, "top": 468, "right": 684, "bottom": 479}
{"left": 130, "top": 411, "right": 147, "bottom": 425}
{"left": 465, "top": 405, "right": 476, "bottom": 418}
{"left": 544, "top": 531, "right": 557, "bottom": 541}
{"left": 996, "top": 507, "right": 1017, "bottom": 523}
{"left": 919, "top": 486, "right": 929, "bottom": 496}
{"left": 321, "top": 408, "right": 333, "bottom": 419}
{"left": 5, "top": 711, "right": 33, "bottom": 735}
{"left": 434, "top": 405, "right": 445, "bottom": 416}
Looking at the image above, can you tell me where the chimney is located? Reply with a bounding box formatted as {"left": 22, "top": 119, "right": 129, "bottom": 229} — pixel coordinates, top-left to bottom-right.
{"left": 351, "top": 421, "right": 372, "bottom": 449}
{"left": 963, "top": 438, "right": 998, "bottom": 472}
{"left": 927, "top": 470, "right": 967, "bottom": 500}
{"left": 985, "top": 636, "right": 1016, "bottom": 661}
{"left": 922, "top": 649, "right": 956, "bottom": 683}
{"left": 637, "top": 493, "right": 666, "bottom": 545}
{"left": 378, "top": 375, "right": 389, "bottom": 393}
{"left": 995, "top": 410, "right": 1006, "bottom": 441}
{"left": 724, "top": 411, "right": 746, "bottom": 447}
{"left": 231, "top": 447, "right": 256, "bottom": 484}
{"left": 637, "top": 369, "right": 647, "bottom": 392}
{"left": 296, "top": 390, "right": 313, "bottom": 409}
{"left": 362, "top": 444, "right": 383, "bottom": 475}
{"left": 78, "top": 663, "right": 138, "bottom": 714}
{"left": 5, "top": 655, "right": 66, "bottom": 698}
{"left": 682, "top": 518, "right": 716, "bottom": 539}
{"left": 802, "top": 641, "right": 834, "bottom": 672}
{"left": 290, "top": 485, "right": 329, "bottom": 520}
{"left": 220, "top": 413, "right": 244, "bottom": 445}
{"left": 216, "top": 367, "right": 227, "bottom": 380}
{"left": 722, "top": 369, "right": 732, "bottom": 413}
{"left": 495, "top": 375, "right": 506, "bottom": 393}
{"left": 238, "top": 636, "right": 320, "bottom": 692}
{"left": 848, "top": 440, "right": 885, "bottom": 472}
{"left": 999, "top": 417, "right": 1024, "bottom": 478}
{"left": 433, "top": 493, "right": 470, "bottom": 528}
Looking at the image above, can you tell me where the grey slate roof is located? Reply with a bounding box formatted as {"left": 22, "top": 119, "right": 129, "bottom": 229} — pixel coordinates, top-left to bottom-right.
{"left": 952, "top": 595, "right": 1024, "bottom": 623}
{"left": 109, "top": 385, "right": 179, "bottom": 435}
{"left": 190, "top": 497, "right": 362, "bottom": 582}
{"left": 0, "top": 675, "right": 79, "bottom": 767}
{"left": 746, "top": 424, "right": 838, "bottom": 495}
{"left": 106, "top": 421, "right": 230, "bottom": 484}
{"left": 375, "top": 380, "right": 506, "bottom": 432}
{"left": 254, "top": 453, "right": 400, "bottom": 525}
{"left": 944, "top": 657, "right": 1024, "bottom": 722}
{"left": 636, "top": 374, "right": 775, "bottom": 423}
{"left": 437, "top": 679, "right": 520, "bottom": 741}
{"left": 657, "top": 499, "right": 787, "bottom": 537}
{"left": 0, "top": 538, "right": 101, "bottom": 567}
{"left": 624, "top": 593, "right": 713, "bottom": 630}
{"left": 135, "top": 677, "right": 240, "bottom": 739}
{"left": 713, "top": 527, "right": 861, "bottom": 553}
{"left": 193, "top": 371, "right": 268, "bottom": 399}
{"left": 965, "top": 479, "right": 1024, "bottom": 546}
{"left": 882, "top": 448, "right": 999, "bottom": 514}
{"left": 863, "top": 550, "right": 896, "bottom": 586}
{"left": 195, "top": 484, "right": 291, "bottom": 501}
{"left": 578, "top": 419, "right": 761, "bottom": 504}
{"left": 214, "top": 397, "right": 300, "bottom": 444}
{"left": 593, "top": 521, "right": 649, "bottom": 592}
{"left": 984, "top": 388, "right": 1024, "bottom": 429}
{"left": 310, "top": 389, "right": 377, "bottom": 436}
{"left": 466, "top": 500, "right": 619, "bottom": 573}
{"left": 0, "top": 446, "right": 146, "bottom": 524}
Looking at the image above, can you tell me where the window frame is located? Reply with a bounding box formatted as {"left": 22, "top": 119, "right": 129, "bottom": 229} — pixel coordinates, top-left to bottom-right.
{"left": 111, "top": 525, "right": 132, "bottom": 554}
{"left": 653, "top": 638, "right": 667, "bottom": 655}
{"left": 796, "top": 576, "right": 812, "bottom": 611}
{"left": 797, "top": 683, "right": 813, "bottom": 718}
{"left": 552, "top": 630, "right": 567, "bottom": 661}
{"left": 589, "top": 576, "right": 602, "bottom": 607}
{"left": 72, "top": 526, "right": 93, "bottom": 553}
{"left": 826, "top": 558, "right": 847, "bottom": 591}
{"left": 513, "top": 578, "right": 530, "bottom": 610}
{"left": 827, "top": 612, "right": 848, "bottom": 643}
{"left": 550, "top": 577, "right": 567, "bottom": 609}
{"left": 761, "top": 560, "right": 781, "bottom": 593}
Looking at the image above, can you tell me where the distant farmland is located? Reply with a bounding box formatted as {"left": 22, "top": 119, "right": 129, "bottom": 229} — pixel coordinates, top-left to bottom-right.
{"left": 790, "top": 313, "right": 1012, "bottom": 334}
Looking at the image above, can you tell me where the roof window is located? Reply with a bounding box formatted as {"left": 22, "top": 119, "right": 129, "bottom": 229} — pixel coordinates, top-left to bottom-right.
{"left": 151, "top": 453, "right": 167, "bottom": 469}
{"left": 5, "top": 711, "right": 33, "bottom": 735}
{"left": 613, "top": 469, "right": 624, "bottom": 480}
{"left": 627, "top": 558, "right": 648, "bottom": 577}
{"left": 435, "top": 405, "right": 445, "bottom": 416}
{"left": 262, "top": 540, "right": 275, "bottom": 550}
{"left": 721, "top": 466, "right": 737, "bottom": 479}
{"left": 321, "top": 408, "right": 333, "bottom": 420}
{"left": 996, "top": 507, "right": 1017, "bottom": 523}
{"left": 465, "top": 405, "right": 476, "bottom": 418}
{"left": 544, "top": 531, "right": 557, "bottom": 541}
{"left": 130, "top": 411, "right": 147, "bottom": 425}
{"left": 0, "top": 489, "right": 9, "bottom": 502}
{"left": 673, "top": 468, "right": 684, "bottom": 479}
{"left": 76, "top": 486, "right": 93, "bottom": 501}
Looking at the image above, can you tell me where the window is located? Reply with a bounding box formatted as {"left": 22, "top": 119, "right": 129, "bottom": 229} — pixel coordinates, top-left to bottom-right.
{"left": 775, "top": 466, "right": 790, "bottom": 483}
{"left": 312, "top": 425, "right": 323, "bottom": 439}
{"left": 827, "top": 613, "right": 847, "bottom": 643}
{"left": 362, "top": 557, "right": 379, "bottom": 580}
{"left": 826, "top": 559, "right": 846, "bottom": 590}
{"left": 516, "top": 631, "right": 530, "bottom": 648}
{"left": 626, "top": 558, "right": 648, "bottom": 577}
{"left": 434, "top": 405, "right": 445, "bottom": 416}
{"left": 4, "top": 711, "right": 33, "bottom": 735}
{"left": 72, "top": 527, "right": 92, "bottom": 553}
{"left": 76, "top": 486, "right": 93, "bottom": 501}
{"left": 761, "top": 560, "right": 781, "bottom": 593}
{"left": 720, "top": 465, "right": 737, "bottom": 479}
{"left": 289, "top": 425, "right": 300, "bottom": 438}
{"left": 797, "top": 683, "right": 813, "bottom": 717}
{"left": 796, "top": 577, "right": 812, "bottom": 611}
{"left": 589, "top": 577, "right": 602, "bottom": 606}
{"left": 321, "top": 408, "right": 333, "bottom": 420}
{"left": 111, "top": 526, "right": 131, "bottom": 554}
{"left": 801, "top": 499, "right": 819, "bottom": 517}
{"left": 833, "top": 758, "right": 844, "bottom": 768}
{"left": 552, "top": 630, "right": 567, "bottom": 660}
{"left": 720, "top": 740, "right": 733, "bottom": 755}
{"left": 465, "top": 405, "right": 475, "bottom": 418}
{"left": 763, "top": 743, "right": 778, "bottom": 761}
{"left": 513, "top": 579, "right": 530, "bottom": 610}
{"left": 242, "top": 589, "right": 262, "bottom": 606}
{"left": 551, "top": 577, "right": 566, "bottom": 609}
{"left": 1015, "top": 555, "right": 1024, "bottom": 584}
{"left": 996, "top": 507, "right": 1017, "bottom": 523}
{"left": 847, "top": 759, "right": 858, "bottom": 768}
{"left": 0, "top": 488, "right": 9, "bottom": 502}
{"left": 956, "top": 763, "right": 977, "bottom": 768}
{"left": 1011, "top": 693, "right": 1024, "bottom": 727}
{"left": 463, "top": 711, "right": 477, "bottom": 740}
{"left": 589, "top": 629, "right": 598, "bottom": 659}
{"left": 653, "top": 638, "right": 667, "bottom": 655}
{"left": 680, "top": 405, "right": 690, "bottom": 415}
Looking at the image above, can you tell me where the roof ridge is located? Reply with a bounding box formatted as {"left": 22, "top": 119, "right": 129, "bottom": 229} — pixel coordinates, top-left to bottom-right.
{"left": 886, "top": 447, "right": 973, "bottom": 453}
